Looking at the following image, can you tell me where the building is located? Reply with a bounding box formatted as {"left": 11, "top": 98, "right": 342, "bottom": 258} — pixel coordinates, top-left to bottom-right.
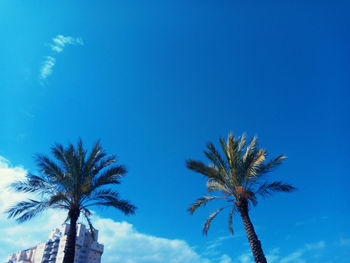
{"left": 7, "top": 223, "right": 104, "bottom": 263}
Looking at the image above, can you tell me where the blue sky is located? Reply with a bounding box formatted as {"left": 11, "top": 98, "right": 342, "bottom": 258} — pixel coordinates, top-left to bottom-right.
{"left": 1, "top": 0, "right": 349, "bottom": 262}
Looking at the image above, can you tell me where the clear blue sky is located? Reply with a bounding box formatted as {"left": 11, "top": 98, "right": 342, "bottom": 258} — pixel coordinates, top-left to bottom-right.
{"left": 0, "top": 0, "right": 349, "bottom": 262}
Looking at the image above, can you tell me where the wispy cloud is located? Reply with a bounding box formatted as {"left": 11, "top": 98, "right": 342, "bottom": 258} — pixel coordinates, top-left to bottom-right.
{"left": 202, "top": 234, "right": 243, "bottom": 259}
{"left": 339, "top": 237, "right": 350, "bottom": 247}
{"left": 217, "top": 254, "right": 232, "bottom": 263}
{"left": 51, "top": 35, "right": 84, "bottom": 53}
{"left": 40, "top": 56, "right": 56, "bottom": 80}
{"left": 39, "top": 35, "right": 83, "bottom": 81}
{"left": 234, "top": 241, "right": 326, "bottom": 263}
{"left": 237, "top": 252, "right": 254, "bottom": 263}
{"left": 279, "top": 241, "right": 325, "bottom": 263}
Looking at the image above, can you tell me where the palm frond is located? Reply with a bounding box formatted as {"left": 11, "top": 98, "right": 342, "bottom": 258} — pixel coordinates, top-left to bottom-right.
{"left": 51, "top": 143, "right": 71, "bottom": 174}
{"left": 255, "top": 155, "right": 286, "bottom": 175}
{"left": 84, "top": 189, "right": 136, "bottom": 215}
{"left": 188, "top": 195, "right": 219, "bottom": 214}
{"left": 257, "top": 181, "right": 296, "bottom": 197}
{"left": 206, "top": 179, "right": 232, "bottom": 194}
{"left": 186, "top": 160, "right": 230, "bottom": 189}
{"left": 84, "top": 140, "right": 104, "bottom": 175}
{"left": 238, "top": 134, "right": 246, "bottom": 152}
{"left": 88, "top": 189, "right": 120, "bottom": 200}
{"left": 88, "top": 199, "right": 136, "bottom": 215}
{"left": 247, "top": 190, "right": 258, "bottom": 206}
{"left": 77, "top": 138, "right": 87, "bottom": 169}
{"left": 10, "top": 173, "right": 54, "bottom": 194}
{"left": 228, "top": 207, "right": 237, "bottom": 234}
{"left": 203, "top": 207, "right": 226, "bottom": 235}
{"left": 226, "top": 133, "right": 244, "bottom": 185}
{"left": 243, "top": 136, "right": 257, "bottom": 163}
{"left": 91, "top": 156, "right": 116, "bottom": 176}
{"left": 204, "top": 142, "right": 228, "bottom": 174}
{"left": 91, "top": 165, "right": 126, "bottom": 190}
{"left": 7, "top": 199, "right": 50, "bottom": 223}
{"left": 82, "top": 208, "right": 96, "bottom": 240}
{"left": 35, "top": 154, "right": 64, "bottom": 179}
{"left": 48, "top": 192, "right": 71, "bottom": 207}
{"left": 246, "top": 149, "right": 266, "bottom": 179}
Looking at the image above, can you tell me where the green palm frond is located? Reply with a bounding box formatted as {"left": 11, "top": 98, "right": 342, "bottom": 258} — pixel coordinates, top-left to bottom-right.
{"left": 246, "top": 190, "right": 258, "bottom": 206}
{"left": 243, "top": 136, "right": 257, "bottom": 163}
{"left": 88, "top": 199, "right": 135, "bottom": 215}
{"left": 7, "top": 199, "right": 50, "bottom": 223}
{"left": 186, "top": 160, "right": 231, "bottom": 189}
{"left": 255, "top": 155, "right": 286, "bottom": 176}
{"left": 48, "top": 192, "right": 71, "bottom": 207}
{"left": 88, "top": 189, "right": 120, "bottom": 201}
{"left": 188, "top": 195, "right": 219, "bottom": 214}
{"left": 228, "top": 207, "right": 237, "bottom": 235}
{"left": 238, "top": 134, "right": 246, "bottom": 152}
{"left": 203, "top": 207, "right": 227, "bottom": 235}
{"left": 51, "top": 143, "right": 68, "bottom": 168}
{"left": 248, "top": 149, "right": 266, "bottom": 177}
{"left": 257, "top": 181, "right": 296, "bottom": 197}
{"left": 219, "top": 136, "right": 239, "bottom": 184}
{"left": 91, "top": 165, "right": 126, "bottom": 189}
{"left": 10, "top": 173, "right": 54, "bottom": 194}
{"left": 206, "top": 179, "right": 231, "bottom": 194}
{"left": 84, "top": 189, "right": 135, "bottom": 215}
{"left": 90, "top": 156, "right": 116, "bottom": 177}
{"left": 82, "top": 208, "right": 96, "bottom": 240}
{"left": 84, "top": 141, "right": 105, "bottom": 175}
{"left": 76, "top": 139, "right": 87, "bottom": 168}
{"left": 36, "top": 154, "right": 64, "bottom": 178}
{"left": 207, "top": 141, "right": 228, "bottom": 175}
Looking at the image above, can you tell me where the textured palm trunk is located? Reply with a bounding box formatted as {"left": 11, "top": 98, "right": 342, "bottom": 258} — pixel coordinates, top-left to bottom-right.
{"left": 238, "top": 204, "right": 267, "bottom": 263}
{"left": 63, "top": 209, "right": 80, "bottom": 263}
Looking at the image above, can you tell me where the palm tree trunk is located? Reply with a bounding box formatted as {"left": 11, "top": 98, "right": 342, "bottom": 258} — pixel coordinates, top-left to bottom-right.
{"left": 238, "top": 204, "right": 267, "bottom": 263}
{"left": 63, "top": 209, "right": 80, "bottom": 263}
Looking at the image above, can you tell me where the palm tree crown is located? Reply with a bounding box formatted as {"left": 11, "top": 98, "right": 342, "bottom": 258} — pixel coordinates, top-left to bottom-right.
{"left": 187, "top": 133, "right": 295, "bottom": 263}
{"left": 7, "top": 139, "right": 136, "bottom": 263}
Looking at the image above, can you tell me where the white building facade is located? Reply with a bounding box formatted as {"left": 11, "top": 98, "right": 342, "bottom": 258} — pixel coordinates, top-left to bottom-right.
{"left": 7, "top": 223, "right": 104, "bottom": 263}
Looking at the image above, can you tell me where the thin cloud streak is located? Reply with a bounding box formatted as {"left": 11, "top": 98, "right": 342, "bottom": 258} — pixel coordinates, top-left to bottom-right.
{"left": 39, "top": 34, "right": 83, "bottom": 81}
{"left": 40, "top": 56, "right": 55, "bottom": 80}
{"left": 51, "top": 35, "right": 84, "bottom": 53}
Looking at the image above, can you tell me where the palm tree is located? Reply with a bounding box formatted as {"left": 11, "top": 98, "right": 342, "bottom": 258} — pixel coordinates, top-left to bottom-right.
{"left": 7, "top": 139, "right": 136, "bottom": 263}
{"left": 187, "top": 133, "right": 295, "bottom": 263}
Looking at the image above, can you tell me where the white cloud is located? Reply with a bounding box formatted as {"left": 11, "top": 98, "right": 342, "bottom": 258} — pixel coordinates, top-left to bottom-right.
{"left": 0, "top": 156, "right": 29, "bottom": 215}
{"left": 93, "top": 217, "right": 213, "bottom": 263}
{"left": 0, "top": 157, "right": 67, "bottom": 261}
